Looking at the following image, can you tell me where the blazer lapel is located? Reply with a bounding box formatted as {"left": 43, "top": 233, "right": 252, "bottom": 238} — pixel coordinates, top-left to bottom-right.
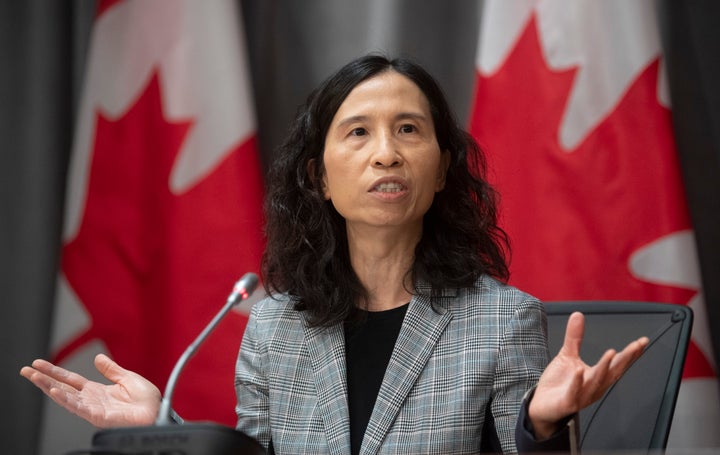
{"left": 302, "top": 318, "right": 352, "bottom": 455}
{"left": 360, "top": 289, "right": 454, "bottom": 454}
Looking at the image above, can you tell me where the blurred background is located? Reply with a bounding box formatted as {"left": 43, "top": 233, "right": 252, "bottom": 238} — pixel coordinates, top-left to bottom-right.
{"left": 1, "top": 1, "right": 719, "bottom": 454}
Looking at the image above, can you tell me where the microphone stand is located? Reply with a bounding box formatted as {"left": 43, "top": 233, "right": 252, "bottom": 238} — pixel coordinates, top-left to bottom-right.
{"left": 155, "top": 273, "right": 258, "bottom": 426}
{"left": 83, "top": 273, "right": 266, "bottom": 455}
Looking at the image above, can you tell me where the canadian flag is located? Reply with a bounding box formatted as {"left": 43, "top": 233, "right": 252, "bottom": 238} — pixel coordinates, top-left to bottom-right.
{"left": 38, "top": 1, "right": 264, "bottom": 453}
{"left": 470, "top": 0, "right": 719, "bottom": 449}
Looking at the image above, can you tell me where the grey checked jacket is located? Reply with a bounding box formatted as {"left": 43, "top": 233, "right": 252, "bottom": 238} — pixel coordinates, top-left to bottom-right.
{"left": 234, "top": 275, "right": 550, "bottom": 454}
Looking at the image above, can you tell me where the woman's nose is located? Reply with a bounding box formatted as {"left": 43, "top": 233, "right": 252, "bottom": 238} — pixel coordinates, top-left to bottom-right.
{"left": 372, "top": 133, "right": 402, "bottom": 168}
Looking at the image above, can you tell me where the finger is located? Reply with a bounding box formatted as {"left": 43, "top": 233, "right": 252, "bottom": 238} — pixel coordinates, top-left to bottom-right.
{"left": 22, "top": 367, "right": 87, "bottom": 417}
{"left": 28, "top": 359, "right": 63, "bottom": 377}
{"left": 566, "top": 366, "right": 586, "bottom": 412}
{"left": 21, "top": 364, "right": 84, "bottom": 397}
{"left": 580, "top": 348, "right": 617, "bottom": 402}
{"left": 47, "top": 382, "right": 83, "bottom": 411}
{"left": 31, "top": 358, "right": 89, "bottom": 390}
{"left": 94, "top": 353, "right": 133, "bottom": 385}
{"left": 560, "top": 312, "right": 585, "bottom": 357}
{"left": 46, "top": 385, "right": 109, "bottom": 428}
{"left": 560, "top": 365, "right": 585, "bottom": 403}
{"left": 609, "top": 336, "right": 649, "bottom": 373}
{"left": 588, "top": 348, "right": 614, "bottom": 381}
{"left": 19, "top": 366, "right": 37, "bottom": 381}
{"left": 20, "top": 366, "right": 59, "bottom": 395}
{"left": 95, "top": 354, "right": 159, "bottom": 397}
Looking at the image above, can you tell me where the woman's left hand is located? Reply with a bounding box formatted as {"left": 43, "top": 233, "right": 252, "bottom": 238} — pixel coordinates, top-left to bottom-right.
{"left": 528, "top": 311, "right": 649, "bottom": 439}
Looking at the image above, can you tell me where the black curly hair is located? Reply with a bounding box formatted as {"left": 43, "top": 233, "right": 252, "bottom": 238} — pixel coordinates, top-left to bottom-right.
{"left": 261, "top": 54, "right": 509, "bottom": 327}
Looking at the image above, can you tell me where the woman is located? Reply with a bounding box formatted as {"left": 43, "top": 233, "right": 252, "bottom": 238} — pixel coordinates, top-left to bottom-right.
{"left": 21, "top": 55, "right": 647, "bottom": 454}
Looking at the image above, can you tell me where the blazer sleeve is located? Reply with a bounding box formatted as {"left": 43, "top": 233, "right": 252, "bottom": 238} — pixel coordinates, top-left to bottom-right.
{"left": 515, "top": 388, "right": 574, "bottom": 453}
{"left": 490, "top": 296, "right": 551, "bottom": 453}
{"left": 234, "top": 301, "right": 272, "bottom": 449}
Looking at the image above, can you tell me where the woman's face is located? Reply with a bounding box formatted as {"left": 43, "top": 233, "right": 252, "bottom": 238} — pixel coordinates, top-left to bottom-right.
{"left": 321, "top": 70, "right": 450, "bottom": 234}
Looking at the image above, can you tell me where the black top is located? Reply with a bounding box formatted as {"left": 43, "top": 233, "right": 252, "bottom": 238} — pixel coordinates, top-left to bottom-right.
{"left": 344, "top": 303, "right": 408, "bottom": 455}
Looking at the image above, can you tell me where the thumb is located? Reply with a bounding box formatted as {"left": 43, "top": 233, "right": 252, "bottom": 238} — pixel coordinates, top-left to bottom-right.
{"left": 94, "top": 353, "right": 130, "bottom": 384}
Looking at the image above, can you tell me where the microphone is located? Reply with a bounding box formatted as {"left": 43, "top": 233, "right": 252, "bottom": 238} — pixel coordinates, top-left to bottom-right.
{"left": 87, "top": 273, "right": 265, "bottom": 455}
{"left": 156, "top": 272, "right": 259, "bottom": 425}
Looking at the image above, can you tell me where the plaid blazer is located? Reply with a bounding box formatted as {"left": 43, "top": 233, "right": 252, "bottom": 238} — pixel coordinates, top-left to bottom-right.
{"left": 235, "top": 275, "right": 550, "bottom": 454}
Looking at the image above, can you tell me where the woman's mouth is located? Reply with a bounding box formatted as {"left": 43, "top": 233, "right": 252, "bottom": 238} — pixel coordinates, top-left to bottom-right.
{"left": 372, "top": 182, "right": 405, "bottom": 193}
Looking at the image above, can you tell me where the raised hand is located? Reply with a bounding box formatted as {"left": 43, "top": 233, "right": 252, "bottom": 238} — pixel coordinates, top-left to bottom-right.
{"left": 528, "top": 312, "right": 649, "bottom": 439}
{"left": 20, "top": 354, "right": 161, "bottom": 428}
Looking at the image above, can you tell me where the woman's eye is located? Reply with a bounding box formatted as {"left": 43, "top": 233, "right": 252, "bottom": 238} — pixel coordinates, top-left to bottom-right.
{"left": 400, "top": 124, "right": 416, "bottom": 134}
{"left": 350, "top": 127, "right": 367, "bottom": 136}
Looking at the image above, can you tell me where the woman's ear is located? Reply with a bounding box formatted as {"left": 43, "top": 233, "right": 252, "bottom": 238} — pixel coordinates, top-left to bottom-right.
{"left": 307, "top": 158, "right": 330, "bottom": 199}
{"left": 436, "top": 150, "right": 451, "bottom": 191}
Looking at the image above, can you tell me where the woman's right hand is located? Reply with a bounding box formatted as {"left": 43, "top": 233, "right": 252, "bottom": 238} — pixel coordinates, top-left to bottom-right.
{"left": 20, "top": 353, "right": 161, "bottom": 428}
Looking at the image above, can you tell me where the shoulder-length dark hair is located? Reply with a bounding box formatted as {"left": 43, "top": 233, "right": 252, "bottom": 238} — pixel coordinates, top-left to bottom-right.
{"left": 261, "top": 54, "right": 509, "bottom": 327}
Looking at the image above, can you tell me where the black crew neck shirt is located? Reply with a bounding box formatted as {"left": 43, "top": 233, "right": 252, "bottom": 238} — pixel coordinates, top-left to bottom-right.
{"left": 344, "top": 303, "right": 409, "bottom": 455}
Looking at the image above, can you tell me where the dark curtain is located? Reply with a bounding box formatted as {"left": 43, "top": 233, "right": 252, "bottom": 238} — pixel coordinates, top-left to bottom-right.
{"left": 658, "top": 0, "right": 720, "bottom": 373}
{"left": 2, "top": 1, "right": 718, "bottom": 454}
{"left": 240, "top": 0, "right": 481, "bottom": 171}
{"left": 0, "top": 2, "right": 94, "bottom": 454}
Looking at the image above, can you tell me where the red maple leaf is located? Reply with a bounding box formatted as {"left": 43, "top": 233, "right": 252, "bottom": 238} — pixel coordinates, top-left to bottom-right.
{"left": 470, "top": 18, "right": 713, "bottom": 378}
{"left": 56, "top": 72, "right": 265, "bottom": 424}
